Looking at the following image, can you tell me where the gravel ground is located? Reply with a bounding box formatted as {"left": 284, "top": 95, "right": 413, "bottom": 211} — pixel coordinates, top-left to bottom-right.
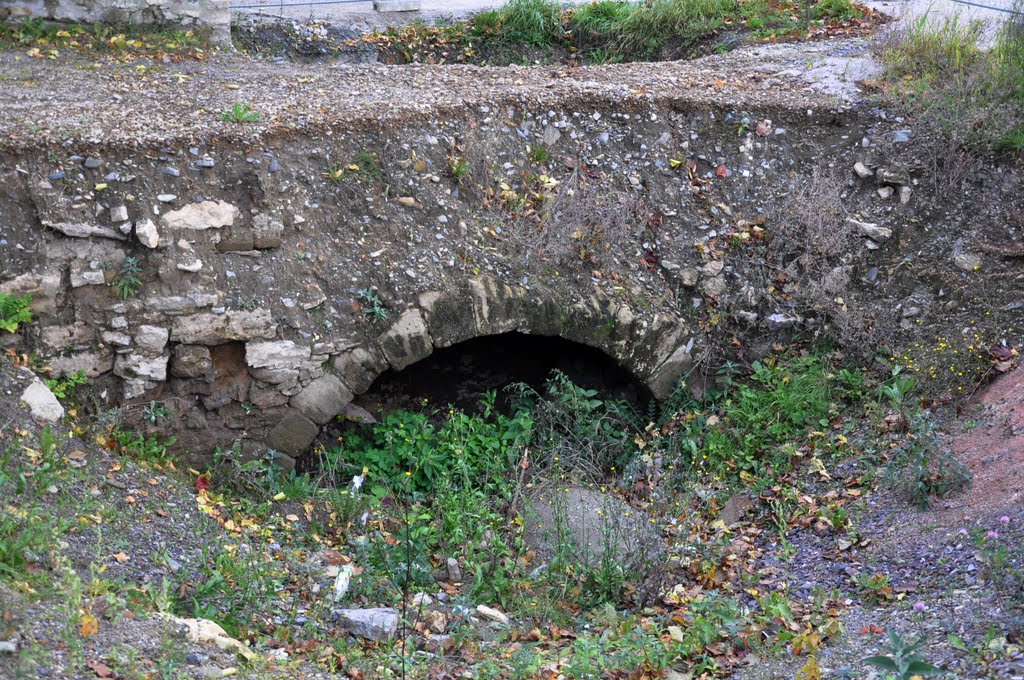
{"left": 0, "top": 37, "right": 875, "bottom": 151}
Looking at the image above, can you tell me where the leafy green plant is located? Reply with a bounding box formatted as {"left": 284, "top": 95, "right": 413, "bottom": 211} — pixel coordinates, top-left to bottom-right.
{"left": 0, "top": 293, "right": 32, "bottom": 333}
{"left": 111, "top": 256, "right": 142, "bottom": 299}
{"left": 447, "top": 155, "right": 470, "bottom": 181}
{"left": 143, "top": 401, "right": 170, "bottom": 423}
{"left": 218, "top": 103, "right": 259, "bottom": 123}
{"left": 889, "top": 413, "right": 970, "bottom": 509}
{"left": 111, "top": 430, "right": 175, "bottom": 465}
{"left": 854, "top": 572, "right": 893, "bottom": 604}
{"left": 862, "top": 627, "right": 942, "bottom": 678}
{"left": 357, "top": 288, "right": 388, "bottom": 321}
{"left": 45, "top": 369, "right": 88, "bottom": 400}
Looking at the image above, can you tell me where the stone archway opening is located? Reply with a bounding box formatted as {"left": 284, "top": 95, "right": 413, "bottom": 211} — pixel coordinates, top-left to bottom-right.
{"left": 347, "top": 331, "right": 654, "bottom": 420}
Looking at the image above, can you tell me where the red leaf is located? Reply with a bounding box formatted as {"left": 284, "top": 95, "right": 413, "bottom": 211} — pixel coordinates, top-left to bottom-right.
{"left": 195, "top": 475, "right": 211, "bottom": 492}
{"left": 87, "top": 660, "right": 113, "bottom": 678}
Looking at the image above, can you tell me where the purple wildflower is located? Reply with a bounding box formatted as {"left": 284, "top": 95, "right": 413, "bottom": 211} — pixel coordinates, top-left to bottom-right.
{"left": 913, "top": 602, "right": 927, "bottom": 612}
{"left": 987, "top": 530, "right": 999, "bottom": 539}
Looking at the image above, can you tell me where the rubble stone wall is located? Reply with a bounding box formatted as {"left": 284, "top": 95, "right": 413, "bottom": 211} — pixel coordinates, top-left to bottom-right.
{"left": 1, "top": 98, "right": 1019, "bottom": 469}
{"left": 1, "top": 0, "right": 231, "bottom": 44}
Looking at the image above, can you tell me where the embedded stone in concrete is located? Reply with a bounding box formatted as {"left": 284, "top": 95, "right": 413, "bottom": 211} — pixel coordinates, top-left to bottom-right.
{"left": 135, "top": 218, "right": 160, "bottom": 248}
{"left": 171, "top": 310, "right": 276, "bottom": 345}
{"left": 170, "top": 345, "right": 213, "bottom": 379}
{"left": 0, "top": 271, "right": 63, "bottom": 316}
{"left": 115, "top": 352, "right": 169, "bottom": 382}
{"left": 43, "top": 220, "right": 126, "bottom": 241}
{"left": 145, "top": 294, "right": 220, "bottom": 315}
{"left": 49, "top": 350, "right": 114, "bottom": 378}
{"left": 266, "top": 409, "right": 319, "bottom": 456}
{"left": 161, "top": 200, "right": 239, "bottom": 231}
{"left": 20, "top": 375, "right": 64, "bottom": 423}
{"left": 332, "top": 345, "right": 389, "bottom": 394}
{"left": 252, "top": 214, "right": 284, "bottom": 249}
{"left": 135, "top": 325, "right": 170, "bottom": 355}
{"left": 245, "top": 340, "right": 310, "bottom": 370}
{"left": 40, "top": 323, "right": 94, "bottom": 351}
{"left": 377, "top": 309, "right": 432, "bottom": 371}
{"left": 290, "top": 374, "right": 353, "bottom": 425}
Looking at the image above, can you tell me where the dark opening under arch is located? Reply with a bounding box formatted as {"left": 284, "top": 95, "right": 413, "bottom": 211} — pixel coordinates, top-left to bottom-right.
{"left": 353, "top": 332, "right": 654, "bottom": 416}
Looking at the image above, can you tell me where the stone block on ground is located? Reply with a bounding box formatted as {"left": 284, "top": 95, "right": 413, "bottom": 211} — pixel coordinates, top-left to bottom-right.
{"left": 523, "top": 486, "right": 662, "bottom": 572}
{"left": 19, "top": 373, "right": 64, "bottom": 422}
{"left": 333, "top": 608, "right": 399, "bottom": 642}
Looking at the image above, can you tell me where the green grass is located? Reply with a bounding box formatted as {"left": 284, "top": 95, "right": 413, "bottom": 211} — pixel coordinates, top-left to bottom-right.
{"left": 876, "top": 6, "right": 1024, "bottom": 152}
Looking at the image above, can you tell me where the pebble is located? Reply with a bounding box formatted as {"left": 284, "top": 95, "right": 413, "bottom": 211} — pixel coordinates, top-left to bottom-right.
{"left": 162, "top": 166, "right": 180, "bottom": 177}
{"left": 48, "top": 171, "right": 65, "bottom": 181}
{"left": 83, "top": 157, "right": 101, "bottom": 169}
{"left": 194, "top": 158, "right": 215, "bottom": 168}
{"left": 892, "top": 130, "right": 911, "bottom": 143}
{"left": 269, "top": 159, "right": 280, "bottom": 173}
{"left": 158, "top": 194, "right": 177, "bottom": 202}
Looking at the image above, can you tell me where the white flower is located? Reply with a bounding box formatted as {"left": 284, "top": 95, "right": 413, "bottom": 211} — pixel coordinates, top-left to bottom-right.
{"left": 351, "top": 475, "right": 364, "bottom": 493}
{"left": 359, "top": 511, "right": 369, "bottom": 526}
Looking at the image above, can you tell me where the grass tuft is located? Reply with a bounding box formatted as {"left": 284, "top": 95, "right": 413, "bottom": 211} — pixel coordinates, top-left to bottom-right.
{"left": 875, "top": 4, "right": 1024, "bottom": 152}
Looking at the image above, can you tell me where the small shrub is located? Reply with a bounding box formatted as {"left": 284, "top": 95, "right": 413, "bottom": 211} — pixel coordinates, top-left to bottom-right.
{"left": 862, "top": 627, "right": 942, "bottom": 678}
{"left": 218, "top": 103, "right": 260, "bottom": 124}
{"left": 111, "top": 430, "right": 175, "bottom": 465}
{"left": 357, "top": 287, "right": 388, "bottom": 321}
{"left": 0, "top": 293, "right": 32, "bottom": 333}
{"left": 110, "top": 256, "right": 142, "bottom": 299}
{"left": 45, "top": 369, "right": 88, "bottom": 400}
{"left": 889, "top": 413, "right": 971, "bottom": 509}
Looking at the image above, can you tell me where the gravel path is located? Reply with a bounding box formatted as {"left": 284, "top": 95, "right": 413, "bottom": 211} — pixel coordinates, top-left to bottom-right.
{"left": 0, "top": 38, "right": 875, "bottom": 151}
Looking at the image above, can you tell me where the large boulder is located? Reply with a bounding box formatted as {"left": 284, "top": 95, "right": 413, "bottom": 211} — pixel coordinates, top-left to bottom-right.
{"left": 523, "top": 486, "right": 664, "bottom": 601}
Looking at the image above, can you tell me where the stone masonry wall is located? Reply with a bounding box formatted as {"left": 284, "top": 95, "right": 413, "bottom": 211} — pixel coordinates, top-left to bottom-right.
{"left": 0, "top": 0, "right": 231, "bottom": 44}
{"left": 1, "top": 99, "right": 1020, "bottom": 471}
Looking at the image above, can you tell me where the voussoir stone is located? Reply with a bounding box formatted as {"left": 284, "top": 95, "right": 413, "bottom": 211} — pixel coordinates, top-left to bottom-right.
{"left": 265, "top": 409, "right": 319, "bottom": 457}
{"left": 647, "top": 345, "right": 693, "bottom": 400}
{"left": 290, "top": 374, "right": 353, "bottom": 425}
{"left": 332, "top": 345, "right": 389, "bottom": 394}
{"left": 171, "top": 310, "right": 275, "bottom": 345}
{"left": 161, "top": 200, "right": 239, "bottom": 231}
{"left": 377, "top": 309, "right": 432, "bottom": 371}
